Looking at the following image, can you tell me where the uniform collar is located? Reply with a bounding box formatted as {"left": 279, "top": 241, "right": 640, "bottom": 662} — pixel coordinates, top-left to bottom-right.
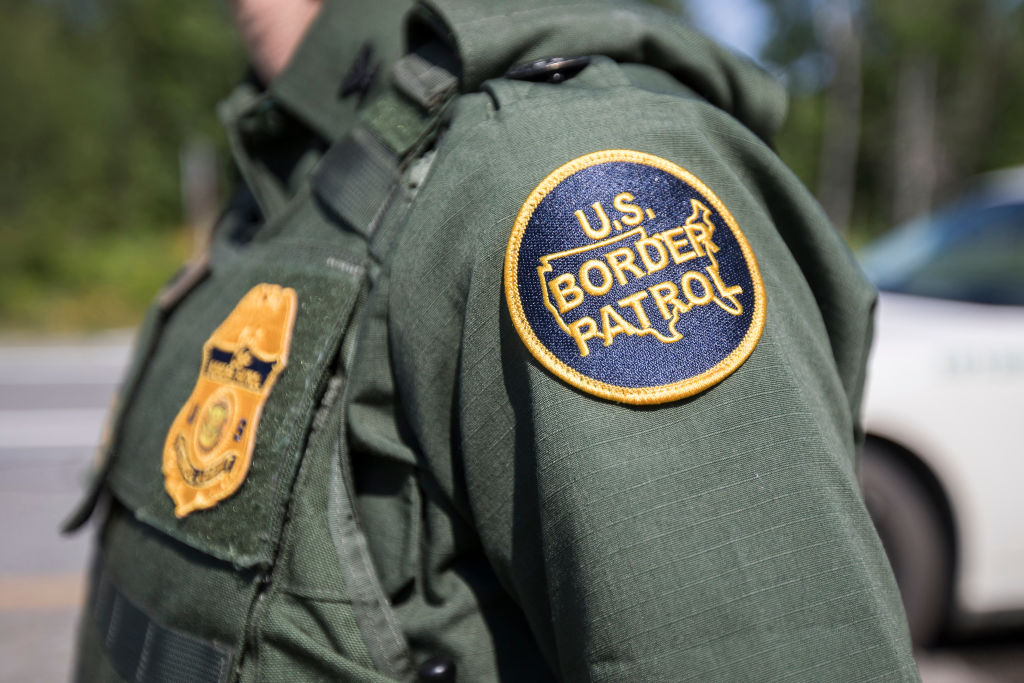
{"left": 268, "top": 0, "right": 410, "bottom": 143}
{"left": 217, "top": 0, "right": 411, "bottom": 216}
{"left": 219, "top": 0, "right": 411, "bottom": 150}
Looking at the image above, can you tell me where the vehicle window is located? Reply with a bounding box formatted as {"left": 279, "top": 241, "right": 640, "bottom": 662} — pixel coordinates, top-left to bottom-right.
{"left": 864, "top": 203, "right": 1024, "bottom": 306}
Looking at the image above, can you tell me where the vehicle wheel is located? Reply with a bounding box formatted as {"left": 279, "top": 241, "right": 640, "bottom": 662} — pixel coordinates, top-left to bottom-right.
{"left": 859, "top": 442, "right": 953, "bottom": 647}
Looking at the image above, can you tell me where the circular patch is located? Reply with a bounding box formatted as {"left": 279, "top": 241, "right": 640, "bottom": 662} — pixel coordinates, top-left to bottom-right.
{"left": 504, "top": 149, "right": 765, "bottom": 405}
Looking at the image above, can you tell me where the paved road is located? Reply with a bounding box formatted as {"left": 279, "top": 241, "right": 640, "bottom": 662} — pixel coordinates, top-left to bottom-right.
{"left": 0, "top": 333, "right": 1021, "bottom": 681}
{"left": 0, "top": 333, "right": 129, "bottom": 683}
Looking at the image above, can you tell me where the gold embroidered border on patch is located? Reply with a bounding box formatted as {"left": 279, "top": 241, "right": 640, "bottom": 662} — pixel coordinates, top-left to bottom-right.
{"left": 504, "top": 149, "right": 766, "bottom": 405}
{"left": 162, "top": 283, "right": 297, "bottom": 517}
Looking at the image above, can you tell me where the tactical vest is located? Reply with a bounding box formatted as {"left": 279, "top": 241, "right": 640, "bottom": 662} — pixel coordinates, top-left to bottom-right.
{"left": 66, "top": 23, "right": 468, "bottom": 682}
{"left": 66, "top": 1, "right": 922, "bottom": 680}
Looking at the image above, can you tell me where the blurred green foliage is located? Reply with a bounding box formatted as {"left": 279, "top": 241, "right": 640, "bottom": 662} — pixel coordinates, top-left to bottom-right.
{"left": 0, "top": 0, "right": 242, "bottom": 331}
{"left": 765, "top": 0, "right": 1024, "bottom": 238}
{"left": 3, "top": 0, "right": 1024, "bottom": 332}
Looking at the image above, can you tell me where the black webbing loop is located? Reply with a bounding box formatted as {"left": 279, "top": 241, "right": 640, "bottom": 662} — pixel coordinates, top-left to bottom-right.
{"left": 91, "top": 570, "right": 235, "bottom": 683}
{"left": 313, "top": 127, "right": 403, "bottom": 239}
{"left": 312, "top": 45, "right": 457, "bottom": 239}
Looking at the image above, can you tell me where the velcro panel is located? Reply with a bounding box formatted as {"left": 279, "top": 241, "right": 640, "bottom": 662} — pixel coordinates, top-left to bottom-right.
{"left": 92, "top": 569, "right": 234, "bottom": 683}
{"left": 105, "top": 238, "right": 366, "bottom": 569}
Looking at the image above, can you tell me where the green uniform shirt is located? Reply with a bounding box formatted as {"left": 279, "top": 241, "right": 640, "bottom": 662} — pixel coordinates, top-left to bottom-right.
{"left": 71, "top": 1, "right": 920, "bottom": 681}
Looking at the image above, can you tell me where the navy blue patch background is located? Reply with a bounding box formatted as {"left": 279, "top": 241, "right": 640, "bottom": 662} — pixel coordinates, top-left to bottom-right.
{"left": 515, "top": 160, "right": 757, "bottom": 389}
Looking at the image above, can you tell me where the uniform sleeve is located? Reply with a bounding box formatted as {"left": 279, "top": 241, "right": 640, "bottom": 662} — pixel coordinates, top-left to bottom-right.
{"left": 388, "top": 85, "right": 919, "bottom": 681}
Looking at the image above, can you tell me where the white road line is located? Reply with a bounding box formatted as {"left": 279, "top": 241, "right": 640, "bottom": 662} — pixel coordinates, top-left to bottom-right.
{"left": 0, "top": 373, "right": 123, "bottom": 386}
{"left": 0, "top": 409, "right": 108, "bottom": 449}
{"left": 0, "top": 344, "right": 130, "bottom": 386}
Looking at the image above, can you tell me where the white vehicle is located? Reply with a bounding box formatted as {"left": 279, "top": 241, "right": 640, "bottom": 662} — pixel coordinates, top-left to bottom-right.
{"left": 859, "top": 175, "right": 1024, "bottom": 645}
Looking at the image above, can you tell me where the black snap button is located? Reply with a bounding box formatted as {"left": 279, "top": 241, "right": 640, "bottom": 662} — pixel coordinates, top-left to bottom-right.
{"left": 505, "top": 55, "right": 591, "bottom": 83}
{"left": 418, "top": 656, "right": 456, "bottom": 682}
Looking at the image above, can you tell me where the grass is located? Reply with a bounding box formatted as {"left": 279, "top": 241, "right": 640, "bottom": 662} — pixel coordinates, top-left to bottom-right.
{"left": 0, "top": 226, "right": 192, "bottom": 333}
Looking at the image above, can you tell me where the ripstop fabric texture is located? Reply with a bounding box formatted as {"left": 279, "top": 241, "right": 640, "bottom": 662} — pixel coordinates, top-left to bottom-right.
{"left": 70, "top": 1, "right": 920, "bottom": 681}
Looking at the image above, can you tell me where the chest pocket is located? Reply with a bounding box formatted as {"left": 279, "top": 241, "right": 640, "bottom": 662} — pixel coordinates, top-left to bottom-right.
{"left": 105, "top": 235, "right": 365, "bottom": 569}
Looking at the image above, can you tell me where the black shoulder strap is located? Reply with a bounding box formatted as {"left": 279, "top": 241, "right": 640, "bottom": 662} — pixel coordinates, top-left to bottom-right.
{"left": 312, "top": 41, "right": 458, "bottom": 241}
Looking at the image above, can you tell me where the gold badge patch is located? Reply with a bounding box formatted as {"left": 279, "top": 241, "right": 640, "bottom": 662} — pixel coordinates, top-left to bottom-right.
{"left": 163, "top": 283, "right": 297, "bottom": 517}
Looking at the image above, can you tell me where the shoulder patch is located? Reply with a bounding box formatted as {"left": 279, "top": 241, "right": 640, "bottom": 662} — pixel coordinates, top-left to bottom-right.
{"left": 504, "top": 150, "right": 765, "bottom": 405}
{"left": 163, "top": 283, "right": 297, "bottom": 517}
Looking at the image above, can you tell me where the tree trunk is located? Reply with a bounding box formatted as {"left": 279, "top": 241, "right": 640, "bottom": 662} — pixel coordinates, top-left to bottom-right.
{"left": 815, "top": 1, "right": 862, "bottom": 234}
{"left": 891, "top": 55, "right": 938, "bottom": 225}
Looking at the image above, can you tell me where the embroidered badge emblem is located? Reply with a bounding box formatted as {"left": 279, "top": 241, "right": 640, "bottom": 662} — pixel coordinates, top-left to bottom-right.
{"left": 505, "top": 150, "right": 765, "bottom": 404}
{"left": 162, "top": 283, "right": 297, "bottom": 517}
